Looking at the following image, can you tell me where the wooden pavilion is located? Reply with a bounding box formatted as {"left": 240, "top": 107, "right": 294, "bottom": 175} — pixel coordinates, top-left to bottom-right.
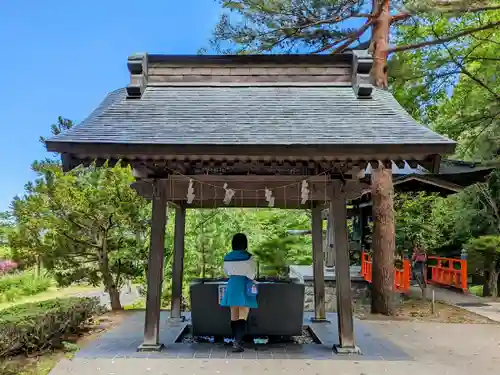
{"left": 45, "top": 51, "right": 455, "bottom": 353}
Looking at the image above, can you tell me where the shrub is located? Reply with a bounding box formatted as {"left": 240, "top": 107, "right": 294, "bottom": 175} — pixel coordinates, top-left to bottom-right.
{"left": 0, "top": 260, "right": 17, "bottom": 275}
{"left": 0, "top": 297, "right": 102, "bottom": 357}
{"left": 0, "top": 271, "right": 52, "bottom": 303}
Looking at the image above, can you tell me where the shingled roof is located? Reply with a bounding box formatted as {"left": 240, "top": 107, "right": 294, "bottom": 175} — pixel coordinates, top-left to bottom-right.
{"left": 46, "top": 52, "right": 455, "bottom": 170}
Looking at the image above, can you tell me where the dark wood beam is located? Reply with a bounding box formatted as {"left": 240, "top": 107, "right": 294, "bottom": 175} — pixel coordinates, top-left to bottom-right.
{"left": 131, "top": 177, "right": 370, "bottom": 208}
{"left": 46, "top": 141, "right": 456, "bottom": 162}
{"left": 138, "top": 181, "right": 168, "bottom": 352}
{"left": 170, "top": 205, "right": 186, "bottom": 321}
{"left": 311, "top": 204, "right": 326, "bottom": 322}
{"left": 329, "top": 180, "right": 358, "bottom": 353}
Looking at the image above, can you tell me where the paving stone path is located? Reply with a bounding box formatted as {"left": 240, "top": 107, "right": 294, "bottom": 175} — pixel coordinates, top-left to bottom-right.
{"left": 71, "top": 286, "right": 141, "bottom": 309}
{"left": 49, "top": 320, "right": 500, "bottom": 375}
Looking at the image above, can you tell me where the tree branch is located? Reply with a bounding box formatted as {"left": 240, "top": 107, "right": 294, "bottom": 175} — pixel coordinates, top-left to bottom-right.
{"left": 391, "top": 12, "right": 411, "bottom": 23}
{"left": 61, "top": 231, "right": 101, "bottom": 249}
{"left": 387, "top": 20, "right": 500, "bottom": 53}
{"left": 332, "top": 18, "right": 376, "bottom": 53}
{"left": 461, "top": 110, "right": 500, "bottom": 154}
{"left": 445, "top": 4, "right": 500, "bottom": 13}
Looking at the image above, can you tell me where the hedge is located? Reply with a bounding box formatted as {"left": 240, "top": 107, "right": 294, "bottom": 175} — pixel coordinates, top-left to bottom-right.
{"left": 0, "top": 297, "right": 102, "bottom": 357}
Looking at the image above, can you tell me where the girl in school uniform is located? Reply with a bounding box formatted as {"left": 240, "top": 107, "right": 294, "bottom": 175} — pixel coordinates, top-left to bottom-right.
{"left": 220, "top": 233, "right": 258, "bottom": 352}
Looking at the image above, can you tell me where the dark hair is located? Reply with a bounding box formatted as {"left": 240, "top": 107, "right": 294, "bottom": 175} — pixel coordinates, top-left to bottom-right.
{"left": 232, "top": 233, "right": 248, "bottom": 251}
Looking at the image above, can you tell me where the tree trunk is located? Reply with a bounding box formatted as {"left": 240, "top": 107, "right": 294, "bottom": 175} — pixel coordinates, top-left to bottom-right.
{"left": 370, "top": 0, "right": 391, "bottom": 88}
{"left": 371, "top": 162, "right": 396, "bottom": 315}
{"left": 108, "top": 285, "right": 123, "bottom": 311}
{"left": 36, "top": 256, "right": 41, "bottom": 277}
{"left": 98, "top": 234, "right": 123, "bottom": 310}
{"left": 488, "top": 261, "right": 499, "bottom": 298}
{"left": 497, "top": 269, "right": 500, "bottom": 297}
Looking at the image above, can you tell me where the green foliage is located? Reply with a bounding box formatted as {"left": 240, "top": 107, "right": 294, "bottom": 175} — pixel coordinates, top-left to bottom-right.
{"left": 0, "top": 297, "right": 101, "bottom": 357}
{"left": 253, "top": 234, "right": 302, "bottom": 279}
{"left": 40, "top": 162, "right": 149, "bottom": 289}
{"left": 158, "top": 208, "right": 312, "bottom": 307}
{"left": 465, "top": 235, "right": 500, "bottom": 259}
{"left": 395, "top": 192, "right": 441, "bottom": 253}
{"left": 0, "top": 212, "right": 14, "bottom": 261}
{"left": 0, "top": 271, "right": 52, "bottom": 303}
{"left": 391, "top": 7, "right": 500, "bottom": 162}
{"left": 465, "top": 234, "right": 500, "bottom": 271}
{"left": 209, "top": 0, "right": 369, "bottom": 54}
{"left": 8, "top": 118, "right": 151, "bottom": 310}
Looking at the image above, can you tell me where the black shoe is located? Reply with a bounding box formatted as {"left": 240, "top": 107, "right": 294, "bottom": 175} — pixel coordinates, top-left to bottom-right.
{"left": 231, "top": 319, "right": 247, "bottom": 352}
{"left": 232, "top": 342, "right": 244, "bottom": 352}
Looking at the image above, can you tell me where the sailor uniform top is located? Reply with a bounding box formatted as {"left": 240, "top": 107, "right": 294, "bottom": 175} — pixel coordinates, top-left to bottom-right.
{"left": 220, "top": 250, "right": 258, "bottom": 308}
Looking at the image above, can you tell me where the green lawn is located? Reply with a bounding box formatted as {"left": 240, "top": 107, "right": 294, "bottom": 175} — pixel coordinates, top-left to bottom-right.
{"left": 0, "top": 284, "right": 101, "bottom": 311}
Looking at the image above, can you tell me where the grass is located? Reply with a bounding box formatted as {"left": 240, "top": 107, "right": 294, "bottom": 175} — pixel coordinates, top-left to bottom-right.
{"left": 0, "top": 272, "right": 53, "bottom": 303}
{"left": 0, "top": 284, "right": 101, "bottom": 311}
{"left": 124, "top": 298, "right": 145, "bottom": 310}
{"left": 469, "top": 284, "right": 484, "bottom": 297}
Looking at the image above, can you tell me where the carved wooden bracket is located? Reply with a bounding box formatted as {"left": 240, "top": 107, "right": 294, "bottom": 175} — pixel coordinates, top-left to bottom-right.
{"left": 127, "top": 53, "right": 149, "bottom": 98}
{"left": 351, "top": 50, "right": 373, "bottom": 99}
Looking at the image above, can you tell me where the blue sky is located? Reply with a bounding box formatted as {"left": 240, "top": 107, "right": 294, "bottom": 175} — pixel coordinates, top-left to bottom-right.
{"left": 0, "top": 0, "right": 222, "bottom": 211}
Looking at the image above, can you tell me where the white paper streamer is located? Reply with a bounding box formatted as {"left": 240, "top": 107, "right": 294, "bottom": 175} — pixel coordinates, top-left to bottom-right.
{"left": 186, "top": 179, "right": 195, "bottom": 204}
{"left": 300, "top": 180, "right": 309, "bottom": 204}
{"left": 264, "top": 187, "right": 275, "bottom": 208}
{"left": 223, "top": 183, "right": 235, "bottom": 205}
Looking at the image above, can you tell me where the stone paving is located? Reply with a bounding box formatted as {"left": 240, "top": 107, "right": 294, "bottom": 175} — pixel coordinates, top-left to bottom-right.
{"left": 49, "top": 319, "right": 500, "bottom": 375}
{"left": 72, "top": 286, "right": 141, "bottom": 309}
{"left": 72, "top": 311, "right": 409, "bottom": 361}
{"left": 47, "top": 282, "right": 500, "bottom": 374}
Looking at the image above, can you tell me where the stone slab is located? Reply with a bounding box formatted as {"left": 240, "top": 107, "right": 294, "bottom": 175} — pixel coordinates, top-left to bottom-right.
{"left": 75, "top": 311, "right": 409, "bottom": 361}
{"left": 290, "top": 265, "right": 364, "bottom": 281}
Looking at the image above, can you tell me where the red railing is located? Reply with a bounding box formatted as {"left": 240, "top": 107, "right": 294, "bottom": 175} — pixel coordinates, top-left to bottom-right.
{"left": 360, "top": 251, "right": 411, "bottom": 292}
{"left": 360, "top": 252, "right": 468, "bottom": 293}
{"left": 427, "top": 256, "right": 468, "bottom": 292}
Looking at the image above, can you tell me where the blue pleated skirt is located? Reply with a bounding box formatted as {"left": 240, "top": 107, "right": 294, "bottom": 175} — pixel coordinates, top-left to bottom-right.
{"left": 220, "top": 275, "right": 258, "bottom": 308}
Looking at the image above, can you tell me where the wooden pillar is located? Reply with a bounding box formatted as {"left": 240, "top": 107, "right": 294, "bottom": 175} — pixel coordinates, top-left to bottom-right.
{"left": 371, "top": 161, "right": 396, "bottom": 315}
{"left": 329, "top": 180, "right": 358, "bottom": 353}
{"left": 138, "top": 181, "right": 167, "bottom": 351}
{"left": 311, "top": 204, "right": 326, "bottom": 321}
{"left": 325, "top": 210, "right": 335, "bottom": 268}
{"left": 170, "top": 205, "right": 186, "bottom": 321}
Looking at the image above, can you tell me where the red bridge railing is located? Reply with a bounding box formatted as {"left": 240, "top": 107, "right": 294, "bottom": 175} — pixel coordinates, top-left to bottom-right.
{"left": 360, "top": 251, "right": 411, "bottom": 292}
{"left": 360, "top": 252, "right": 468, "bottom": 293}
{"left": 427, "top": 256, "right": 468, "bottom": 292}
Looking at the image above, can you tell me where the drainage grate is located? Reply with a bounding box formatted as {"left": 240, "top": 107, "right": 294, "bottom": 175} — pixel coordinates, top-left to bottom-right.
{"left": 455, "top": 302, "right": 490, "bottom": 307}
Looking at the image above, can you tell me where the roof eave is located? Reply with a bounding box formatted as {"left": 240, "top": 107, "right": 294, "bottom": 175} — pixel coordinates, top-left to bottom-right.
{"left": 46, "top": 140, "right": 456, "bottom": 161}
